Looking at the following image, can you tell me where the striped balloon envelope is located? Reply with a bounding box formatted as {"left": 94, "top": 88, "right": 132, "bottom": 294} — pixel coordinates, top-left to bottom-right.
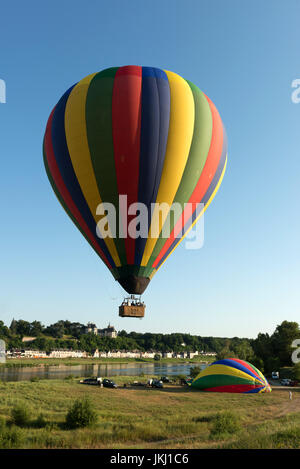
{"left": 43, "top": 66, "right": 227, "bottom": 295}
{"left": 191, "top": 359, "right": 272, "bottom": 393}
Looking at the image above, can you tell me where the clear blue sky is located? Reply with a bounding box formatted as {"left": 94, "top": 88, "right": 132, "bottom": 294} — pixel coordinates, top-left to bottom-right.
{"left": 0, "top": 0, "right": 299, "bottom": 338}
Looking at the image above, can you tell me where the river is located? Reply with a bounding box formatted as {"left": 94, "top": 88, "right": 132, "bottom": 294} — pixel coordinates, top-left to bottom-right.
{"left": 0, "top": 362, "right": 207, "bottom": 382}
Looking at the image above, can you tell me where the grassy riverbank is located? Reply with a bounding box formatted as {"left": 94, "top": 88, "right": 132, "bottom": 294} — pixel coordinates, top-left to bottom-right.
{"left": 0, "top": 355, "right": 214, "bottom": 368}
{"left": 0, "top": 376, "right": 299, "bottom": 449}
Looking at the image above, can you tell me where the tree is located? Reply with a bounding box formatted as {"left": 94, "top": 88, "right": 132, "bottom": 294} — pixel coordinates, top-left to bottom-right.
{"left": 79, "top": 334, "right": 98, "bottom": 355}
{"left": 189, "top": 366, "right": 201, "bottom": 378}
{"left": 0, "top": 321, "right": 10, "bottom": 338}
{"left": 271, "top": 321, "right": 300, "bottom": 367}
{"left": 32, "top": 337, "right": 54, "bottom": 353}
{"left": 232, "top": 340, "right": 254, "bottom": 361}
{"left": 9, "top": 319, "right": 17, "bottom": 335}
{"left": 7, "top": 336, "right": 22, "bottom": 349}
{"left": 216, "top": 346, "right": 236, "bottom": 360}
{"left": 30, "top": 321, "right": 44, "bottom": 336}
{"left": 44, "top": 321, "right": 65, "bottom": 338}
{"left": 14, "top": 320, "right": 31, "bottom": 337}
{"left": 293, "top": 363, "right": 300, "bottom": 381}
{"left": 251, "top": 333, "right": 272, "bottom": 362}
{"left": 251, "top": 356, "right": 265, "bottom": 373}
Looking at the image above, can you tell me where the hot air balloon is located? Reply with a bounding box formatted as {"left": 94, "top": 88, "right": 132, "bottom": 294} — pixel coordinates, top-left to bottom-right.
{"left": 43, "top": 66, "right": 227, "bottom": 317}
{"left": 191, "top": 358, "right": 271, "bottom": 393}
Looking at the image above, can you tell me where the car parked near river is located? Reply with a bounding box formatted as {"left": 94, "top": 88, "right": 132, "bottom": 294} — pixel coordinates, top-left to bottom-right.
{"left": 151, "top": 379, "right": 163, "bottom": 388}
{"left": 103, "top": 379, "right": 118, "bottom": 388}
{"left": 80, "top": 377, "right": 102, "bottom": 386}
{"left": 280, "top": 379, "right": 291, "bottom": 386}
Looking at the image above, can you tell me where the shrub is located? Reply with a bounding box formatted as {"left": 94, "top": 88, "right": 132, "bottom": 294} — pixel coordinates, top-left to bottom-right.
{"left": 64, "top": 375, "right": 74, "bottom": 381}
{"left": 173, "top": 374, "right": 187, "bottom": 382}
{"left": 34, "top": 413, "right": 47, "bottom": 428}
{"left": 65, "top": 397, "right": 97, "bottom": 429}
{"left": 0, "top": 427, "right": 22, "bottom": 448}
{"left": 210, "top": 411, "right": 241, "bottom": 438}
{"left": 11, "top": 404, "right": 31, "bottom": 427}
{"left": 189, "top": 366, "right": 201, "bottom": 378}
{"left": 193, "top": 414, "right": 214, "bottom": 423}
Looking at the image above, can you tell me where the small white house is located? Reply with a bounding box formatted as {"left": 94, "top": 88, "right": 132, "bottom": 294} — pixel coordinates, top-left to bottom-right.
{"left": 23, "top": 350, "right": 48, "bottom": 358}
{"left": 48, "top": 350, "right": 87, "bottom": 358}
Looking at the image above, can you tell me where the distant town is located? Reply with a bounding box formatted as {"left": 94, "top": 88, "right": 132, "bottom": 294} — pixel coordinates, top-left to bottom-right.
{"left": 5, "top": 321, "right": 216, "bottom": 360}
{"left": 1, "top": 319, "right": 299, "bottom": 378}
{"left": 0, "top": 318, "right": 224, "bottom": 360}
{"left": 7, "top": 348, "right": 216, "bottom": 360}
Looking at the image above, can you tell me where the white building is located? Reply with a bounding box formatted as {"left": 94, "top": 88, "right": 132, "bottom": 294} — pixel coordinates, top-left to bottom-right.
{"left": 48, "top": 350, "right": 88, "bottom": 358}
{"left": 98, "top": 324, "right": 118, "bottom": 338}
{"left": 85, "top": 323, "right": 98, "bottom": 335}
{"left": 141, "top": 351, "right": 156, "bottom": 359}
{"left": 23, "top": 350, "right": 48, "bottom": 358}
{"left": 85, "top": 322, "right": 117, "bottom": 338}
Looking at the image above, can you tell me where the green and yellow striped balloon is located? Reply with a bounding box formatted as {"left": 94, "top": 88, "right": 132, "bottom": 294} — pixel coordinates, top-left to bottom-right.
{"left": 43, "top": 66, "right": 227, "bottom": 295}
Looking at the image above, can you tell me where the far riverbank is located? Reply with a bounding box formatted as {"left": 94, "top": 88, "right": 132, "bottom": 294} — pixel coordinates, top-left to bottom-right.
{"left": 0, "top": 355, "right": 214, "bottom": 369}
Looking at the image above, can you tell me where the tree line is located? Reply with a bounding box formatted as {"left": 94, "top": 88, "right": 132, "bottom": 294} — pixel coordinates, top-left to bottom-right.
{"left": 0, "top": 319, "right": 299, "bottom": 375}
{"left": 0, "top": 319, "right": 254, "bottom": 354}
{"left": 215, "top": 320, "right": 300, "bottom": 375}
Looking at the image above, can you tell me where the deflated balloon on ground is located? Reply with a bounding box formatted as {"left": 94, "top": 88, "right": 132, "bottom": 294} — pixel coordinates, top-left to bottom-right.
{"left": 191, "top": 358, "right": 271, "bottom": 393}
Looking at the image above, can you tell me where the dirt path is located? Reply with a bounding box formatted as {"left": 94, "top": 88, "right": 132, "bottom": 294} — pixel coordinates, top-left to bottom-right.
{"left": 273, "top": 395, "right": 300, "bottom": 419}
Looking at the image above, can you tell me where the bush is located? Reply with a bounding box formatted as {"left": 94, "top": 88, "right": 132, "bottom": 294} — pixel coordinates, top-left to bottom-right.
{"left": 64, "top": 375, "right": 74, "bottom": 381}
{"left": 210, "top": 411, "right": 241, "bottom": 438}
{"left": 173, "top": 374, "right": 187, "bottom": 382}
{"left": 11, "top": 404, "right": 31, "bottom": 427}
{"left": 0, "top": 427, "right": 22, "bottom": 448}
{"left": 34, "top": 413, "right": 47, "bottom": 428}
{"left": 189, "top": 366, "right": 201, "bottom": 378}
{"left": 193, "top": 414, "right": 214, "bottom": 423}
{"left": 65, "top": 397, "right": 97, "bottom": 429}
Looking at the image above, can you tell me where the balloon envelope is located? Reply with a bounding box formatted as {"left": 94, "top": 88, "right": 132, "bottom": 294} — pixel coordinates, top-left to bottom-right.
{"left": 43, "top": 66, "right": 227, "bottom": 295}
{"left": 191, "top": 358, "right": 271, "bottom": 393}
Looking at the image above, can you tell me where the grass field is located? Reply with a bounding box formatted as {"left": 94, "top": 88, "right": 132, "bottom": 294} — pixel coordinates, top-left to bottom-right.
{"left": 0, "top": 376, "right": 299, "bottom": 449}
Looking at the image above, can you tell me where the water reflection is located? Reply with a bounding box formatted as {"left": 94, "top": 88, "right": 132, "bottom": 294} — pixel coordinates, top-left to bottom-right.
{"left": 0, "top": 362, "right": 207, "bottom": 382}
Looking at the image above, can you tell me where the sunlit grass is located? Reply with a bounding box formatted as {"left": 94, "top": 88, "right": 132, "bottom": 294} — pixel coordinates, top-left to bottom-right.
{"left": 0, "top": 377, "right": 299, "bottom": 448}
